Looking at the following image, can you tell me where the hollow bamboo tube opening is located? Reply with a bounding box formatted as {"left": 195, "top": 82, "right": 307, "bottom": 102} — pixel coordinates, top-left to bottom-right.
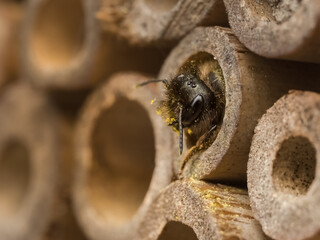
{"left": 88, "top": 97, "right": 155, "bottom": 225}
{"left": 159, "top": 26, "right": 320, "bottom": 182}
{"left": 138, "top": 180, "right": 266, "bottom": 240}
{"left": 22, "top": 0, "right": 100, "bottom": 89}
{"left": 248, "top": 91, "right": 320, "bottom": 240}
{"left": 0, "top": 140, "right": 30, "bottom": 216}
{"left": 73, "top": 73, "right": 174, "bottom": 240}
{"left": 157, "top": 221, "right": 198, "bottom": 240}
{"left": 0, "top": 82, "right": 58, "bottom": 240}
{"left": 272, "top": 136, "right": 316, "bottom": 196}
{"left": 97, "top": 0, "right": 228, "bottom": 45}
{"left": 224, "top": 0, "right": 320, "bottom": 63}
{"left": 30, "top": 0, "right": 85, "bottom": 69}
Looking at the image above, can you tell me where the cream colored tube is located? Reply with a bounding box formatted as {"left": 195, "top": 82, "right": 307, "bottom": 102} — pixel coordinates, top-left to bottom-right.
{"left": 248, "top": 91, "right": 320, "bottom": 240}
{"left": 72, "top": 72, "right": 174, "bottom": 240}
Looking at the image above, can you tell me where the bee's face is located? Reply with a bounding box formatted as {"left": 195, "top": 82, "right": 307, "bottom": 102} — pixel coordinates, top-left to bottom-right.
{"left": 170, "top": 74, "right": 210, "bottom": 104}
{"left": 137, "top": 70, "right": 223, "bottom": 155}
{"left": 168, "top": 73, "right": 216, "bottom": 127}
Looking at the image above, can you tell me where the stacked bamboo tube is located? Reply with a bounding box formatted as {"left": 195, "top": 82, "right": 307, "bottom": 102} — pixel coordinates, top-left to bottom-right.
{"left": 138, "top": 179, "right": 266, "bottom": 240}
{"left": 248, "top": 91, "right": 320, "bottom": 240}
{"left": 0, "top": 82, "right": 59, "bottom": 240}
{"left": 224, "top": 0, "right": 320, "bottom": 63}
{"left": 97, "top": 0, "right": 228, "bottom": 45}
{"left": 1, "top": 0, "right": 320, "bottom": 239}
{"left": 21, "top": 0, "right": 167, "bottom": 89}
{"left": 72, "top": 73, "right": 174, "bottom": 240}
{"left": 158, "top": 26, "right": 320, "bottom": 183}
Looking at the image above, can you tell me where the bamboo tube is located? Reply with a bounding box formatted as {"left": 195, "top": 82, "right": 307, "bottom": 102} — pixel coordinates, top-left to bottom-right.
{"left": 41, "top": 114, "right": 89, "bottom": 240}
{"left": 97, "top": 0, "right": 228, "bottom": 45}
{"left": 224, "top": 0, "right": 320, "bottom": 63}
{"left": 248, "top": 91, "right": 320, "bottom": 240}
{"left": 0, "top": 1, "right": 23, "bottom": 88}
{"left": 138, "top": 179, "right": 267, "bottom": 240}
{"left": 73, "top": 73, "right": 174, "bottom": 240}
{"left": 158, "top": 26, "right": 320, "bottom": 182}
{"left": 0, "top": 82, "right": 59, "bottom": 240}
{"left": 21, "top": 0, "right": 166, "bottom": 89}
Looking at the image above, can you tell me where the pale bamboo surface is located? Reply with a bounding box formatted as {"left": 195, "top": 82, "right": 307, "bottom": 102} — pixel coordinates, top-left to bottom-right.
{"left": 97, "top": 0, "right": 228, "bottom": 45}
{"left": 72, "top": 73, "right": 174, "bottom": 240}
{"left": 159, "top": 26, "right": 320, "bottom": 182}
{"left": 224, "top": 0, "right": 320, "bottom": 63}
{"left": 248, "top": 91, "right": 320, "bottom": 240}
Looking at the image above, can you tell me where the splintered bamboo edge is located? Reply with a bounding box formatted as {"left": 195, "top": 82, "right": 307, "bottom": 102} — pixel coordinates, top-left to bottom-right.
{"left": 138, "top": 179, "right": 266, "bottom": 240}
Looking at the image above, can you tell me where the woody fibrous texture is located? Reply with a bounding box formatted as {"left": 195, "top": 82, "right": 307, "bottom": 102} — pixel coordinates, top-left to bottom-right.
{"left": 97, "top": 0, "right": 228, "bottom": 45}
{"left": 224, "top": 0, "right": 320, "bottom": 63}
{"left": 72, "top": 73, "right": 174, "bottom": 240}
{"left": 248, "top": 91, "right": 320, "bottom": 240}
{"left": 138, "top": 179, "right": 267, "bottom": 240}
{"left": 159, "top": 26, "right": 320, "bottom": 182}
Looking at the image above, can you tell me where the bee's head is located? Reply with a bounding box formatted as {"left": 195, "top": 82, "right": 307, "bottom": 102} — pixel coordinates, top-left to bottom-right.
{"left": 168, "top": 73, "right": 216, "bottom": 127}
{"left": 170, "top": 74, "right": 206, "bottom": 102}
{"left": 137, "top": 72, "right": 220, "bottom": 155}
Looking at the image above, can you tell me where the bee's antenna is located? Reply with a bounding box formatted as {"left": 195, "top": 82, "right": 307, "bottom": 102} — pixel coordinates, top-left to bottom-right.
{"left": 136, "top": 79, "right": 168, "bottom": 87}
{"left": 179, "top": 107, "right": 183, "bottom": 155}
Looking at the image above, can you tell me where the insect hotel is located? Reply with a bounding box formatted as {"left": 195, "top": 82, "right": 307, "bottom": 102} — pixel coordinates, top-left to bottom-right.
{"left": 0, "top": 0, "right": 319, "bottom": 239}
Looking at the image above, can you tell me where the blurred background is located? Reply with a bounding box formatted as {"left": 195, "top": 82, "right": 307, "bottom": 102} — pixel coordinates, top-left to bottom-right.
{"left": 0, "top": 0, "right": 170, "bottom": 239}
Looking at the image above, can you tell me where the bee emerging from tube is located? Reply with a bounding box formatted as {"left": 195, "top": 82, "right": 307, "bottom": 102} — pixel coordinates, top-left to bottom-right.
{"left": 138, "top": 56, "right": 225, "bottom": 171}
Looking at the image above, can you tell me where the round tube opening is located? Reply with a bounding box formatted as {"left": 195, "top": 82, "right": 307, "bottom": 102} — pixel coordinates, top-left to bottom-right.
{"left": 158, "top": 221, "right": 198, "bottom": 240}
{"left": 30, "top": 0, "right": 85, "bottom": 68}
{"left": 88, "top": 97, "right": 155, "bottom": 226}
{"left": 178, "top": 52, "right": 225, "bottom": 150}
{"left": 272, "top": 136, "right": 316, "bottom": 196}
{"left": 0, "top": 139, "right": 31, "bottom": 216}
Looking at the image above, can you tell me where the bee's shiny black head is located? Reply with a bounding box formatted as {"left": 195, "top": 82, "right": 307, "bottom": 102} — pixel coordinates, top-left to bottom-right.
{"left": 167, "top": 73, "right": 216, "bottom": 127}
{"left": 170, "top": 74, "right": 211, "bottom": 102}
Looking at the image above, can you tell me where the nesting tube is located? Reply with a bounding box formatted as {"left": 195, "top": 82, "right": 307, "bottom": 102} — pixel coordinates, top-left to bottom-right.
{"left": 0, "top": 82, "right": 59, "bottom": 240}
{"left": 21, "top": 0, "right": 168, "bottom": 90}
{"left": 97, "top": 0, "right": 228, "bottom": 45}
{"left": 159, "top": 26, "right": 320, "bottom": 182}
{"left": 21, "top": 0, "right": 101, "bottom": 89}
{"left": 0, "top": 1, "right": 23, "bottom": 88}
{"left": 138, "top": 179, "right": 266, "bottom": 240}
{"left": 248, "top": 91, "right": 320, "bottom": 240}
{"left": 224, "top": 0, "right": 320, "bottom": 63}
{"left": 73, "top": 73, "right": 174, "bottom": 240}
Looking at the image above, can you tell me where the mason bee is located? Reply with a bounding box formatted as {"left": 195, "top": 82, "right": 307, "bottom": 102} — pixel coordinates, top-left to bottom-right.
{"left": 138, "top": 54, "right": 225, "bottom": 171}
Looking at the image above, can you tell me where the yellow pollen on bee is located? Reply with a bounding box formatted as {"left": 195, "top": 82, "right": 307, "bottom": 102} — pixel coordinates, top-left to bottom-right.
{"left": 150, "top": 98, "right": 156, "bottom": 105}
{"left": 156, "top": 109, "right": 162, "bottom": 115}
{"left": 187, "top": 129, "right": 192, "bottom": 134}
{"left": 165, "top": 117, "right": 176, "bottom": 124}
